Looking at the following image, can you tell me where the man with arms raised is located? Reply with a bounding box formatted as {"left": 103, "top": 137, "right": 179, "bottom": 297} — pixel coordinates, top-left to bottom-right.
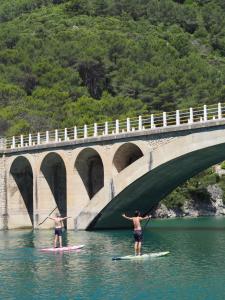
{"left": 48, "top": 214, "right": 71, "bottom": 248}
{"left": 122, "top": 210, "right": 151, "bottom": 256}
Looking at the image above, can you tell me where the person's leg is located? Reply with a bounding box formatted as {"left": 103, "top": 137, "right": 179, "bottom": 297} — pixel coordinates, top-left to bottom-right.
{"left": 54, "top": 235, "right": 58, "bottom": 248}
{"left": 138, "top": 242, "right": 142, "bottom": 255}
{"left": 134, "top": 242, "right": 138, "bottom": 255}
{"left": 59, "top": 236, "right": 62, "bottom": 248}
{"left": 58, "top": 228, "right": 63, "bottom": 248}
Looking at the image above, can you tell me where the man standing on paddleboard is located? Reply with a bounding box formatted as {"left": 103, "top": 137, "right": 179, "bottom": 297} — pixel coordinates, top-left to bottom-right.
{"left": 122, "top": 211, "right": 151, "bottom": 256}
{"left": 48, "top": 214, "right": 71, "bottom": 248}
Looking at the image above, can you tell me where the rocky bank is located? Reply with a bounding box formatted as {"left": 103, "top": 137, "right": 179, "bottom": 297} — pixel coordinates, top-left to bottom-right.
{"left": 152, "top": 184, "right": 225, "bottom": 218}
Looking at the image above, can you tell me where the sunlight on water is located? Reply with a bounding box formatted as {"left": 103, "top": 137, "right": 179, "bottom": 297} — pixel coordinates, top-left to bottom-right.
{"left": 1, "top": 217, "right": 225, "bottom": 299}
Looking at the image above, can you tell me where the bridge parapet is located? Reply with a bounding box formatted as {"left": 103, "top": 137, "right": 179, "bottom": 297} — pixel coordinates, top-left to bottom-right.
{"left": 3, "top": 102, "right": 224, "bottom": 151}
{"left": 0, "top": 103, "right": 225, "bottom": 149}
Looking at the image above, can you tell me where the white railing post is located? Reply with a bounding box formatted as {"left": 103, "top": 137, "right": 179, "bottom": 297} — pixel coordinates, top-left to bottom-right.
{"left": 84, "top": 125, "right": 87, "bottom": 138}
{"left": 138, "top": 116, "right": 142, "bottom": 131}
{"left": 3, "top": 138, "right": 6, "bottom": 149}
{"left": 64, "top": 128, "right": 67, "bottom": 141}
{"left": 116, "top": 120, "right": 119, "bottom": 134}
{"left": 12, "top": 136, "right": 15, "bottom": 148}
{"left": 55, "top": 129, "right": 58, "bottom": 142}
{"left": 20, "top": 135, "right": 24, "bottom": 147}
{"left": 163, "top": 112, "right": 167, "bottom": 127}
{"left": 46, "top": 131, "right": 49, "bottom": 143}
{"left": 151, "top": 114, "right": 154, "bottom": 128}
{"left": 37, "top": 132, "right": 40, "bottom": 145}
{"left": 105, "top": 122, "right": 108, "bottom": 135}
{"left": 176, "top": 110, "right": 180, "bottom": 126}
{"left": 94, "top": 123, "right": 97, "bottom": 137}
{"left": 189, "top": 108, "right": 193, "bottom": 124}
{"left": 218, "top": 103, "right": 222, "bottom": 119}
{"left": 29, "top": 134, "right": 32, "bottom": 146}
{"left": 203, "top": 105, "right": 207, "bottom": 122}
{"left": 74, "top": 126, "right": 77, "bottom": 139}
{"left": 126, "top": 118, "right": 130, "bottom": 132}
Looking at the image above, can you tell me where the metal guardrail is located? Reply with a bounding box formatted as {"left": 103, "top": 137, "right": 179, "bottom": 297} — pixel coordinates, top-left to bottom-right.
{"left": 3, "top": 102, "right": 225, "bottom": 150}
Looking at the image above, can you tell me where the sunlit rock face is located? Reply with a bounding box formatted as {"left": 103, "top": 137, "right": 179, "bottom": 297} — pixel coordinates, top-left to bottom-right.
{"left": 153, "top": 184, "right": 225, "bottom": 219}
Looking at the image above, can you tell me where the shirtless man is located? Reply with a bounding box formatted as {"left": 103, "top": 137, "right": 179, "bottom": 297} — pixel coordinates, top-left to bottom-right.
{"left": 48, "top": 214, "right": 71, "bottom": 248}
{"left": 122, "top": 210, "right": 151, "bottom": 256}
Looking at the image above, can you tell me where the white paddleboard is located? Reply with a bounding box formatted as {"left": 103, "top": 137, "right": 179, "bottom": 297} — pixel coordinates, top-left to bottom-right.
{"left": 112, "top": 251, "right": 170, "bottom": 261}
{"left": 40, "top": 245, "right": 85, "bottom": 252}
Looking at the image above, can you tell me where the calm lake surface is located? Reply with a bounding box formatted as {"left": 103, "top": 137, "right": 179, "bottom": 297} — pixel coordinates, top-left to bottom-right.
{"left": 1, "top": 217, "right": 225, "bottom": 300}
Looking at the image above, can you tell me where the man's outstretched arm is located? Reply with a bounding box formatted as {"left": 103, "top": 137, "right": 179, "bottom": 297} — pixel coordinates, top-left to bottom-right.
{"left": 122, "top": 213, "right": 133, "bottom": 221}
{"left": 140, "top": 215, "right": 151, "bottom": 220}
{"left": 60, "top": 217, "right": 71, "bottom": 220}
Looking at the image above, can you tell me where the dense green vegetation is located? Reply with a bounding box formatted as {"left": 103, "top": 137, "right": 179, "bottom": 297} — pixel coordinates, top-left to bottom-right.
{"left": 162, "top": 166, "right": 225, "bottom": 210}
{"left": 0, "top": 0, "right": 225, "bottom": 136}
{"left": 1, "top": 0, "right": 225, "bottom": 211}
{"left": 162, "top": 168, "right": 223, "bottom": 209}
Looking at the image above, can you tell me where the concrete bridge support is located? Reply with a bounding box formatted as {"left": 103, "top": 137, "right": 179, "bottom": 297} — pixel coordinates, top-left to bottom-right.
{"left": 37, "top": 152, "right": 67, "bottom": 228}
{"left": 7, "top": 156, "right": 33, "bottom": 229}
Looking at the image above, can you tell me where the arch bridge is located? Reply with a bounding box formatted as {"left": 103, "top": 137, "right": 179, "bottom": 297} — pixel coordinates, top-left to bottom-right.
{"left": 0, "top": 103, "right": 225, "bottom": 230}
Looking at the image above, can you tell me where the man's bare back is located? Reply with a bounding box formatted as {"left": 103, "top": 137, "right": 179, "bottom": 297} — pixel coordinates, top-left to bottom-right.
{"left": 48, "top": 215, "right": 71, "bottom": 228}
{"left": 132, "top": 216, "right": 142, "bottom": 230}
{"left": 122, "top": 211, "right": 151, "bottom": 255}
{"left": 48, "top": 214, "right": 71, "bottom": 248}
{"left": 51, "top": 217, "right": 63, "bottom": 228}
{"left": 122, "top": 214, "right": 150, "bottom": 230}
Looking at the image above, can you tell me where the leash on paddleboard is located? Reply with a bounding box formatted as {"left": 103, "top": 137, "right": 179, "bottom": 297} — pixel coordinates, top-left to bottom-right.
{"left": 38, "top": 206, "right": 57, "bottom": 226}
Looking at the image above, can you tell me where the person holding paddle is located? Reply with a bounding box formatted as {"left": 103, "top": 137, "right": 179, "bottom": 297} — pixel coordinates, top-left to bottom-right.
{"left": 48, "top": 214, "right": 71, "bottom": 248}
{"left": 122, "top": 210, "right": 151, "bottom": 256}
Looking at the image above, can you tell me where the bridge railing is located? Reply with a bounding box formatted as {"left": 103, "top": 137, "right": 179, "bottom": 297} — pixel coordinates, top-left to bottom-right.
{"left": 4, "top": 102, "right": 225, "bottom": 150}
{"left": 0, "top": 137, "right": 6, "bottom": 150}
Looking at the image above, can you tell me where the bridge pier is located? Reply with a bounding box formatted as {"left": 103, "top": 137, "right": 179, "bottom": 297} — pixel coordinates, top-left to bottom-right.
{"left": 33, "top": 171, "right": 38, "bottom": 229}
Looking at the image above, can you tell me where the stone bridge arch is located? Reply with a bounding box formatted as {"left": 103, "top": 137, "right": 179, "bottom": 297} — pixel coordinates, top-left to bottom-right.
{"left": 7, "top": 155, "right": 34, "bottom": 229}
{"left": 112, "top": 142, "right": 144, "bottom": 175}
{"left": 38, "top": 151, "right": 67, "bottom": 228}
{"left": 75, "top": 147, "right": 104, "bottom": 199}
{"left": 75, "top": 127, "right": 225, "bottom": 229}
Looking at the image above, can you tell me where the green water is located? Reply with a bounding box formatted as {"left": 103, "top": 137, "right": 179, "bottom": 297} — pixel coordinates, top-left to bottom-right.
{"left": 1, "top": 217, "right": 225, "bottom": 300}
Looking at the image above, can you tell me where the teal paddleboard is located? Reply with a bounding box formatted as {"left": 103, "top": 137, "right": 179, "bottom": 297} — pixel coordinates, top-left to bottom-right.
{"left": 112, "top": 251, "right": 170, "bottom": 261}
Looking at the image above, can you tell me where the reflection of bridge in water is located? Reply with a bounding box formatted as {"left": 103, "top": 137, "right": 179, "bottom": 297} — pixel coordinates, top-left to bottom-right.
{"left": 1, "top": 103, "right": 225, "bottom": 230}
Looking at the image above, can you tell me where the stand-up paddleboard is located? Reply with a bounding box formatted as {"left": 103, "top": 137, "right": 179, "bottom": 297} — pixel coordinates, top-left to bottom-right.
{"left": 112, "top": 251, "right": 169, "bottom": 261}
{"left": 40, "top": 245, "right": 85, "bottom": 252}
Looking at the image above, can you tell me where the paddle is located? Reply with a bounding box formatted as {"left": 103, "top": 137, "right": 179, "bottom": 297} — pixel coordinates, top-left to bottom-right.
{"left": 142, "top": 203, "right": 158, "bottom": 231}
{"left": 38, "top": 206, "right": 57, "bottom": 226}
{"left": 143, "top": 215, "right": 151, "bottom": 231}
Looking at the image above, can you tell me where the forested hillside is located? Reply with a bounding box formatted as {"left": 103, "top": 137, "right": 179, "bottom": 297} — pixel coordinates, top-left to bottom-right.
{"left": 0, "top": 0, "right": 225, "bottom": 136}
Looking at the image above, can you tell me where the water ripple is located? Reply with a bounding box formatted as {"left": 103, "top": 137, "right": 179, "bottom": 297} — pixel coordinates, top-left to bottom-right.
{"left": 1, "top": 217, "right": 225, "bottom": 299}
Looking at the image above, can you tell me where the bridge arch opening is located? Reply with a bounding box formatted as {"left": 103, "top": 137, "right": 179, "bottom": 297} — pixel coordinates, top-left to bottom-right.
{"left": 9, "top": 156, "right": 33, "bottom": 227}
{"left": 113, "top": 143, "right": 143, "bottom": 174}
{"left": 86, "top": 136, "right": 225, "bottom": 230}
{"left": 40, "top": 153, "right": 67, "bottom": 226}
{"left": 75, "top": 148, "right": 104, "bottom": 199}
